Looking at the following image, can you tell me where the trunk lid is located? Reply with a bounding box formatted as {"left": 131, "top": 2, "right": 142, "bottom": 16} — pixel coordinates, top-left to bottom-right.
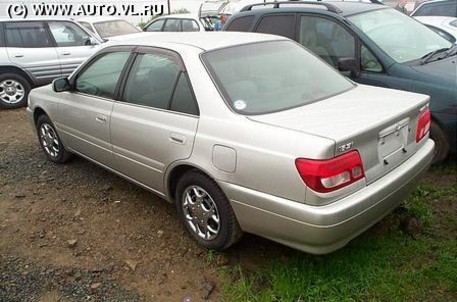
{"left": 248, "top": 85, "right": 430, "bottom": 184}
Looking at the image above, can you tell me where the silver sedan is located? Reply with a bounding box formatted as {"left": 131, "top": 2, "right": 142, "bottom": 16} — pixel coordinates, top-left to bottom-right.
{"left": 27, "top": 32, "right": 435, "bottom": 254}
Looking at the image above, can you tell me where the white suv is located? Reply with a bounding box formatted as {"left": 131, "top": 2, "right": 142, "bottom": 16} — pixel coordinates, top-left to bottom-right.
{"left": 0, "top": 18, "right": 101, "bottom": 109}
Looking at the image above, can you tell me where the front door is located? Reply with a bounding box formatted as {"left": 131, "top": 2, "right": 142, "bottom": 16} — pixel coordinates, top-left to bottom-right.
{"left": 56, "top": 51, "right": 131, "bottom": 167}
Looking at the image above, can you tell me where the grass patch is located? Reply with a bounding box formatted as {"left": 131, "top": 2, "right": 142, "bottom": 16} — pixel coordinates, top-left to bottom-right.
{"left": 221, "top": 164, "right": 456, "bottom": 302}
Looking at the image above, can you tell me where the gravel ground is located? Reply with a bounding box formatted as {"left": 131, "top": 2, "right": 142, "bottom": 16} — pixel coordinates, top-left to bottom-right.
{"left": 1, "top": 108, "right": 247, "bottom": 301}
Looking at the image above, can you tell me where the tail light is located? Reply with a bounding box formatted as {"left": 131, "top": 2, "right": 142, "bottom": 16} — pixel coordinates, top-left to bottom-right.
{"left": 295, "top": 151, "right": 365, "bottom": 193}
{"left": 416, "top": 108, "right": 431, "bottom": 142}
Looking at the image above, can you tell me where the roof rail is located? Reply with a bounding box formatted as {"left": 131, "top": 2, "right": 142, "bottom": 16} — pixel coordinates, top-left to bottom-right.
{"left": 240, "top": 1, "right": 343, "bottom": 14}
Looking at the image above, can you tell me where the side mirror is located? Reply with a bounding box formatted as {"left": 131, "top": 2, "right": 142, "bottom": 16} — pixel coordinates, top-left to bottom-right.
{"left": 85, "top": 37, "right": 99, "bottom": 46}
{"left": 52, "top": 77, "right": 71, "bottom": 93}
{"left": 337, "top": 57, "right": 360, "bottom": 78}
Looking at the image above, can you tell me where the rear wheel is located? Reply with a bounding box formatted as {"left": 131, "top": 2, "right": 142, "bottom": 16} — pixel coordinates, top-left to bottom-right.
{"left": 0, "top": 73, "right": 31, "bottom": 109}
{"left": 36, "top": 115, "right": 72, "bottom": 163}
{"left": 175, "top": 171, "right": 242, "bottom": 250}
{"left": 430, "top": 121, "right": 450, "bottom": 164}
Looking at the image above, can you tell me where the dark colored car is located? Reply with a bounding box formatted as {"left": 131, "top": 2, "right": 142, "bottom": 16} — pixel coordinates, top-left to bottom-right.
{"left": 224, "top": 1, "right": 457, "bottom": 163}
{"left": 411, "top": 0, "right": 457, "bottom": 17}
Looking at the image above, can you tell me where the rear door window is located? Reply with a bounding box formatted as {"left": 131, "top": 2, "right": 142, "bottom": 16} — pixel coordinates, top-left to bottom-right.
{"left": 181, "top": 19, "right": 200, "bottom": 32}
{"left": 255, "top": 14, "right": 295, "bottom": 40}
{"left": 163, "top": 19, "right": 180, "bottom": 32}
{"left": 225, "top": 15, "right": 255, "bottom": 31}
{"left": 4, "top": 22, "right": 52, "bottom": 48}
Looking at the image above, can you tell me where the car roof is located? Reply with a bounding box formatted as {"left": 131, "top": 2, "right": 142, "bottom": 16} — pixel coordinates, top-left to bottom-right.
{"left": 237, "top": 1, "right": 387, "bottom": 17}
{"left": 107, "top": 32, "right": 287, "bottom": 51}
{"left": 0, "top": 17, "right": 76, "bottom": 22}
{"left": 77, "top": 16, "right": 130, "bottom": 23}
{"left": 154, "top": 13, "right": 200, "bottom": 20}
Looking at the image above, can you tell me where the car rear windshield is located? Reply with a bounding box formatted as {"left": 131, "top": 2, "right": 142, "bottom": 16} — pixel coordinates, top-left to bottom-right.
{"left": 201, "top": 40, "right": 354, "bottom": 115}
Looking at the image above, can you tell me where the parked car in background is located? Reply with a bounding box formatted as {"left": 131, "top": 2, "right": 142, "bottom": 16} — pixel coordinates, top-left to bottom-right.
{"left": 143, "top": 14, "right": 210, "bottom": 32}
{"left": 411, "top": 0, "right": 457, "bottom": 17}
{"left": 27, "top": 32, "right": 434, "bottom": 254}
{"left": 77, "top": 17, "right": 141, "bottom": 41}
{"left": 415, "top": 16, "right": 457, "bottom": 43}
{"left": 0, "top": 18, "right": 101, "bottom": 109}
{"left": 224, "top": 1, "right": 457, "bottom": 163}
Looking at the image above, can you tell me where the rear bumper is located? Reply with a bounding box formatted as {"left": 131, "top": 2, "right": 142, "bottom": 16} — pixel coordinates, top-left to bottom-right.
{"left": 219, "top": 139, "right": 435, "bottom": 254}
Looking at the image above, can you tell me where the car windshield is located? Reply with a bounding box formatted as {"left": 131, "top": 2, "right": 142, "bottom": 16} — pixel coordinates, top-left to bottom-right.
{"left": 202, "top": 40, "right": 354, "bottom": 115}
{"left": 348, "top": 8, "right": 452, "bottom": 63}
{"left": 93, "top": 20, "right": 140, "bottom": 38}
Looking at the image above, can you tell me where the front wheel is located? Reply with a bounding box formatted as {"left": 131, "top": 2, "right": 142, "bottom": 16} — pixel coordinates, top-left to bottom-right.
{"left": 36, "top": 115, "right": 72, "bottom": 163}
{"left": 430, "top": 121, "right": 450, "bottom": 164}
{"left": 175, "top": 171, "right": 242, "bottom": 250}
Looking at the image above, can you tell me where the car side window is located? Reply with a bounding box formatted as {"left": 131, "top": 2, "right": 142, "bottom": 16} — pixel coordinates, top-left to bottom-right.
{"left": 48, "top": 21, "right": 91, "bottom": 47}
{"left": 414, "top": 2, "right": 457, "bottom": 17}
{"left": 225, "top": 15, "right": 255, "bottom": 31}
{"left": 4, "top": 22, "right": 52, "bottom": 48}
{"left": 256, "top": 15, "right": 295, "bottom": 39}
{"left": 163, "top": 19, "right": 180, "bottom": 32}
{"left": 76, "top": 52, "right": 130, "bottom": 98}
{"left": 123, "top": 53, "right": 179, "bottom": 110}
{"left": 145, "top": 19, "right": 165, "bottom": 32}
{"left": 299, "top": 16, "right": 355, "bottom": 67}
{"left": 170, "top": 73, "right": 199, "bottom": 115}
{"left": 361, "top": 45, "right": 383, "bottom": 73}
{"left": 181, "top": 19, "right": 200, "bottom": 32}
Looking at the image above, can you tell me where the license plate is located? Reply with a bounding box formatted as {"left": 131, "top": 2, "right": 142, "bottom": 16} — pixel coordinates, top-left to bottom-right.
{"left": 378, "top": 118, "right": 409, "bottom": 159}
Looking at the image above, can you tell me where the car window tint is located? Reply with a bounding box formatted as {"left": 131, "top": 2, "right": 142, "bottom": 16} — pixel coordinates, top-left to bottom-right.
{"left": 361, "top": 45, "right": 382, "bottom": 72}
{"left": 163, "top": 19, "right": 180, "bottom": 32}
{"left": 414, "top": 2, "right": 457, "bottom": 17}
{"left": 181, "top": 19, "right": 200, "bottom": 32}
{"left": 4, "top": 22, "right": 52, "bottom": 48}
{"left": 299, "top": 16, "right": 355, "bottom": 67}
{"left": 76, "top": 52, "right": 130, "bottom": 98}
{"left": 225, "top": 15, "right": 255, "bottom": 31}
{"left": 170, "top": 73, "right": 198, "bottom": 115}
{"left": 48, "top": 21, "right": 91, "bottom": 47}
{"left": 256, "top": 15, "right": 295, "bottom": 39}
{"left": 203, "top": 40, "right": 354, "bottom": 115}
{"left": 123, "top": 53, "right": 179, "bottom": 109}
{"left": 145, "top": 19, "right": 165, "bottom": 32}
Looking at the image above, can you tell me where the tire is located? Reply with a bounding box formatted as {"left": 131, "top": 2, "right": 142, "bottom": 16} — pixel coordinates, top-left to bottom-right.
{"left": 0, "top": 73, "right": 31, "bottom": 109}
{"left": 36, "top": 115, "right": 72, "bottom": 163}
{"left": 430, "top": 121, "right": 450, "bottom": 164}
{"left": 175, "top": 170, "right": 242, "bottom": 250}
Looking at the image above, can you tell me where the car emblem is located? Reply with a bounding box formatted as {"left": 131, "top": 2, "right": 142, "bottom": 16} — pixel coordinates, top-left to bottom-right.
{"left": 338, "top": 141, "right": 353, "bottom": 152}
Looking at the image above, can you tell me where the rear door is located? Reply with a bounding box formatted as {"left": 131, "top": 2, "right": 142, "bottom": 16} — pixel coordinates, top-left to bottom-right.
{"left": 47, "top": 21, "right": 100, "bottom": 77}
{"left": 110, "top": 47, "right": 199, "bottom": 194}
{"left": 56, "top": 49, "right": 132, "bottom": 167}
{"left": 4, "top": 21, "right": 60, "bottom": 85}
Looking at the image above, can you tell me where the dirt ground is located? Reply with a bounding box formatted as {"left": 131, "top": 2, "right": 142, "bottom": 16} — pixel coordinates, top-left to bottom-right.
{"left": 1, "top": 108, "right": 455, "bottom": 301}
{"left": 0, "top": 108, "right": 293, "bottom": 301}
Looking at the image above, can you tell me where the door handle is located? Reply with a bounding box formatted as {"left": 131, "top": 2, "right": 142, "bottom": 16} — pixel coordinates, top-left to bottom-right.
{"left": 61, "top": 52, "right": 71, "bottom": 56}
{"left": 169, "top": 133, "right": 186, "bottom": 144}
{"left": 12, "top": 54, "right": 24, "bottom": 58}
{"left": 95, "top": 114, "right": 107, "bottom": 123}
